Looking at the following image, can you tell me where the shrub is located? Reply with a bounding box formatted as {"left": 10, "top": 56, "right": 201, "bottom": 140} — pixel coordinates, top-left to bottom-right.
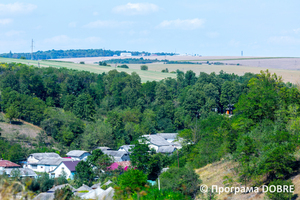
{"left": 159, "top": 167, "right": 201, "bottom": 198}
{"left": 140, "top": 65, "right": 148, "bottom": 70}
{"left": 118, "top": 64, "right": 129, "bottom": 68}
{"left": 79, "top": 61, "right": 85, "bottom": 64}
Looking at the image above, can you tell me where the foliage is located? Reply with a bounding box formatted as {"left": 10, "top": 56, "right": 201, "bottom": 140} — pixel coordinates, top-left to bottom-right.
{"left": 54, "top": 185, "right": 74, "bottom": 200}
{"left": 115, "top": 169, "right": 147, "bottom": 198}
{"left": 74, "top": 161, "right": 95, "bottom": 187}
{"left": 140, "top": 65, "right": 148, "bottom": 70}
{"left": 159, "top": 167, "right": 201, "bottom": 198}
{"left": 265, "top": 179, "right": 294, "bottom": 200}
{"left": 118, "top": 64, "right": 129, "bottom": 69}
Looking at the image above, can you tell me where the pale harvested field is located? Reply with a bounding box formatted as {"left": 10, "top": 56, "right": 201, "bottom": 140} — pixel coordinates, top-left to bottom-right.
{"left": 53, "top": 56, "right": 300, "bottom": 83}
{"left": 2, "top": 56, "right": 300, "bottom": 83}
{"left": 0, "top": 57, "right": 176, "bottom": 82}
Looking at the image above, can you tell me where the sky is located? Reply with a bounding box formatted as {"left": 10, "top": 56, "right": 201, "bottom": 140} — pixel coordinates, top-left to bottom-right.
{"left": 0, "top": 0, "right": 299, "bottom": 57}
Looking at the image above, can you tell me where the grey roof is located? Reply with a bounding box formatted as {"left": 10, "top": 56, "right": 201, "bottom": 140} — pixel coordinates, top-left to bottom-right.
{"left": 142, "top": 135, "right": 172, "bottom": 146}
{"left": 67, "top": 150, "right": 89, "bottom": 157}
{"left": 104, "top": 180, "right": 112, "bottom": 186}
{"left": 81, "top": 187, "right": 114, "bottom": 200}
{"left": 157, "top": 146, "right": 176, "bottom": 153}
{"left": 118, "top": 145, "right": 134, "bottom": 153}
{"left": 35, "top": 158, "right": 71, "bottom": 166}
{"left": 91, "top": 182, "right": 101, "bottom": 189}
{"left": 3, "top": 168, "right": 37, "bottom": 177}
{"left": 33, "top": 193, "right": 54, "bottom": 200}
{"left": 76, "top": 184, "right": 92, "bottom": 192}
{"left": 47, "top": 184, "right": 75, "bottom": 192}
{"left": 30, "top": 153, "right": 61, "bottom": 161}
{"left": 95, "top": 147, "right": 111, "bottom": 151}
{"left": 103, "top": 151, "right": 128, "bottom": 161}
{"left": 156, "top": 133, "right": 178, "bottom": 140}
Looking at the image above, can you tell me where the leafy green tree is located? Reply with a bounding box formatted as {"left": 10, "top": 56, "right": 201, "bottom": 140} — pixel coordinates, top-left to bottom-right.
{"left": 140, "top": 65, "right": 148, "bottom": 70}
{"left": 129, "top": 140, "right": 151, "bottom": 173}
{"left": 54, "top": 185, "right": 74, "bottom": 200}
{"left": 116, "top": 169, "right": 147, "bottom": 196}
{"left": 5, "top": 105, "right": 19, "bottom": 124}
{"left": 75, "top": 161, "right": 95, "bottom": 187}
{"left": 73, "top": 93, "right": 95, "bottom": 121}
{"left": 265, "top": 179, "right": 294, "bottom": 200}
{"left": 160, "top": 167, "right": 201, "bottom": 198}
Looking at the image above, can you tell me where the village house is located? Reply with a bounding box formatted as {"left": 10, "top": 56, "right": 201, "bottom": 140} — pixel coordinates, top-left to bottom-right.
{"left": 118, "top": 145, "right": 134, "bottom": 154}
{"left": 0, "top": 159, "right": 37, "bottom": 178}
{"left": 49, "top": 160, "right": 80, "bottom": 180}
{"left": 24, "top": 152, "right": 70, "bottom": 173}
{"left": 66, "top": 150, "right": 91, "bottom": 161}
{"left": 102, "top": 150, "right": 130, "bottom": 162}
{"left": 156, "top": 133, "right": 178, "bottom": 143}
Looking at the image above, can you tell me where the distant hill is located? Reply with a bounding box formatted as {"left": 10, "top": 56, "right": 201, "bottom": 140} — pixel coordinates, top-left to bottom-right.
{"left": 0, "top": 49, "right": 176, "bottom": 60}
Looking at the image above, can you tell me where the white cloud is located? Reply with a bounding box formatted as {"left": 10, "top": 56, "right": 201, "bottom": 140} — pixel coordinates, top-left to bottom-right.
{"left": 84, "top": 20, "right": 133, "bottom": 28}
{"left": 5, "top": 30, "right": 24, "bottom": 37}
{"left": 293, "top": 28, "right": 300, "bottom": 34}
{"left": 113, "top": 3, "right": 159, "bottom": 15}
{"left": 85, "top": 37, "right": 102, "bottom": 43}
{"left": 268, "top": 36, "right": 300, "bottom": 45}
{"left": 0, "top": 2, "right": 37, "bottom": 15}
{"left": 44, "top": 35, "right": 77, "bottom": 44}
{"left": 0, "top": 18, "right": 13, "bottom": 25}
{"left": 43, "top": 35, "right": 103, "bottom": 45}
{"left": 206, "top": 31, "right": 219, "bottom": 38}
{"left": 228, "top": 39, "right": 240, "bottom": 47}
{"left": 157, "top": 18, "right": 205, "bottom": 30}
{"left": 68, "top": 22, "right": 77, "bottom": 28}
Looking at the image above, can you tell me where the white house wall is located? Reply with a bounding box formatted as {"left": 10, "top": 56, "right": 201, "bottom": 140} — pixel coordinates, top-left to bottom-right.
{"left": 50, "top": 163, "right": 72, "bottom": 179}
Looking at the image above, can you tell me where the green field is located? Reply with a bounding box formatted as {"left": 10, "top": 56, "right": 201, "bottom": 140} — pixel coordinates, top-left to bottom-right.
{"left": 0, "top": 58, "right": 176, "bottom": 82}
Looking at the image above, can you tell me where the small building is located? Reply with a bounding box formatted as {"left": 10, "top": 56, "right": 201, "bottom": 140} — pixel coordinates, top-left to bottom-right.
{"left": 66, "top": 150, "right": 91, "bottom": 161}
{"left": 47, "top": 184, "right": 76, "bottom": 193}
{"left": 49, "top": 161, "right": 80, "bottom": 180}
{"left": 0, "top": 160, "right": 21, "bottom": 170}
{"left": 118, "top": 145, "right": 134, "bottom": 154}
{"left": 108, "top": 161, "right": 131, "bottom": 171}
{"left": 156, "top": 133, "right": 178, "bottom": 143}
{"left": 25, "top": 158, "right": 71, "bottom": 173}
{"left": 2, "top": 168, "right": 38, "bottom": 178}
{"left": 102, "top": 151, "right": 130, "bottom": 162}
{"left": 120, "top": 53, "right": 132, "bottom": 57}
{"left": 226, "top": 104, "right": 235, "bottom": 115}
{"left": 27, "top": 153, "right": 61, "bottom": 164}
{"left": 141, "top": 135, "right": 172, "bottom": 152}
{"left": 94, "top": 147, "right": 112, "bottom": 152}
{"left": 157, "top": 146, "right": 177, "bottom": 155}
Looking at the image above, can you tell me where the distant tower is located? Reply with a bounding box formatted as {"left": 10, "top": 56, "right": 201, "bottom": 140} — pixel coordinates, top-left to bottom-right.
{"left": 31, "top": 39, "right": 34, "bottom": 60}
{"left": 241, "top": 51, "right": 243, "bottom": 56}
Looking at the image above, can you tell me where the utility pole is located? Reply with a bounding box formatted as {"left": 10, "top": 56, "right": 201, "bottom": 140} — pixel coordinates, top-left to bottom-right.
{"left": 31, "top": 39, "right": 34, "bottom": 60}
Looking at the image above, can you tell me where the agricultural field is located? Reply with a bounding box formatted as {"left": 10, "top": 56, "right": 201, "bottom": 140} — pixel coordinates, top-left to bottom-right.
{"left": 1, "top": 56, "right": 300, "bottom": 83}
{"left": 0, "top": 57, "right": 176, "bottom": 82}
{"left": 55, "top": 55, "right": 300, "bottom": 84}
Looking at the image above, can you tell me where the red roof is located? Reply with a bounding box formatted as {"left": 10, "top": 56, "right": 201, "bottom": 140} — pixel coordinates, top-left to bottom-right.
{"left": 108, "top": 161, "right": 131, "bottom": 171}
{"left": 0, "top": 160, "right": 20, "bottom": 168}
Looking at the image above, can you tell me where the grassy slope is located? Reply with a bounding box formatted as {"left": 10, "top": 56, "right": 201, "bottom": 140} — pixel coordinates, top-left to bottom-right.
{"left": 0, "top": 58, "right": 176, "bottom": 83}
{"left": 0, "top": 113, "right": 42, "bottom": 138}
{"left": 196, "top": 160, "right": 300, "bottom": 200}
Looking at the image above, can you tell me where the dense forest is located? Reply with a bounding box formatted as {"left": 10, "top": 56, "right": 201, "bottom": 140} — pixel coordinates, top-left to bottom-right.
{"left": 0, "top": 62, "right": 300, "bottom": 199}
{"left": 0, "top": 49, "right": 176, "bottom": 60}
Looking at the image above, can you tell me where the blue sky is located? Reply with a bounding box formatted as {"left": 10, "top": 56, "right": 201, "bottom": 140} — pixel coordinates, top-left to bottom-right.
{"left": 0, "top": 0, "right": 299, "bottom": 56}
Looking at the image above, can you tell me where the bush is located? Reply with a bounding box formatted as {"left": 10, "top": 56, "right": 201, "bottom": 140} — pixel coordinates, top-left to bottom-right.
{"left": 79, "top": 61, "right": 85, "bottom": 64}
{"left": 159, "top": 167, "right": 201, "bottom": 198}
{"left": 140, "top": 65, "right": 148, "bottom": 70}
{"left": 161, "top": 68, "right": 169, "bottom": 73}
{"left": 118, "top": 64, "right": 129, "bottom": 68}
{"left": 266, "top": 179, "right": 294, "bottom": 200}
